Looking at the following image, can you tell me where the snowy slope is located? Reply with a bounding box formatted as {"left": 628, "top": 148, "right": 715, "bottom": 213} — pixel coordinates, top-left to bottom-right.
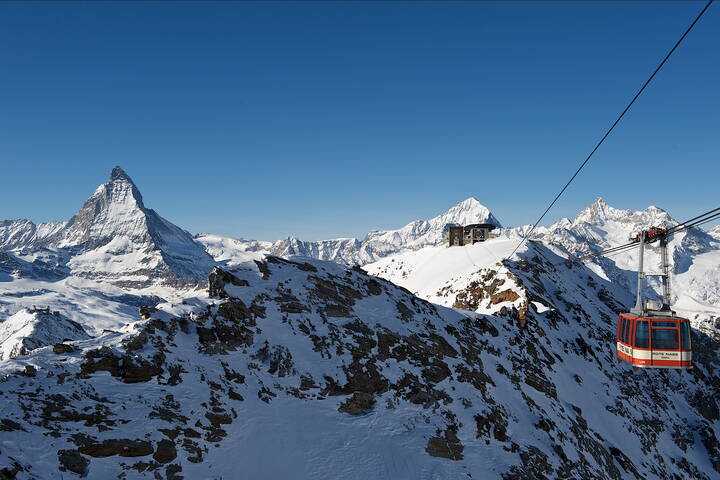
{"left": 0, "top": 308, "right": 90, "bottom": 360}
{"left": 1, "top": 252, "right": 719, "bottom": 479}
{"left": 0, "top": 275, "right": 169, "bottom": 336}
{"left": 366, "top": 238, "right": 520, "bottom": 312}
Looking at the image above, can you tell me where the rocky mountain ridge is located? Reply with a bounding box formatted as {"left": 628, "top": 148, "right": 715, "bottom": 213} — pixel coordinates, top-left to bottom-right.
{"left": 1, "top": 247, "right": 719, "bottom": 479}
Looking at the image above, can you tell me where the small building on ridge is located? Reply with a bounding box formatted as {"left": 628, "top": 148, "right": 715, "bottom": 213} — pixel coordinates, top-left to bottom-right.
{"left": 446, "top": 223, "right": 497, "bottom": 246}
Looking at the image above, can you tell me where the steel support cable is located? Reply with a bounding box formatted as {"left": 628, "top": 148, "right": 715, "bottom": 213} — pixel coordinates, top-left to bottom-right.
{"left": 558, "top": 242, "right": 639, "bottom": 267}
{"left": 693, "top": 215, "right": 720, "bottom": 229}
{"left": 671, "top": 212, "right": 720, "bottom": 233}
{"left": 598, "top": 244, "right": 645, "bottom": 261}
{"left": 505, "top": 0, "right": 714, "bottom": 262}
{"left": 667, "top": 207, "right": 720, "bottom": 233}
{"left": 566, "top": 240, "right": 639, "bottom": 263}
{"left": 670, "top": 209, "right": 720, "bottom": 230}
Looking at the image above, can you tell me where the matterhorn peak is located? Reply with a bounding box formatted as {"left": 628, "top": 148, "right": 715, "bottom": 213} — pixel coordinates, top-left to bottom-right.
{"left": 110, "top": 165, "right": 134, "bottom": 183}
{"left": 105, "top": 166, "right": 144, "bottom": 207}
{"left": 37, "top": 166, "right": 215, "bottom": 284}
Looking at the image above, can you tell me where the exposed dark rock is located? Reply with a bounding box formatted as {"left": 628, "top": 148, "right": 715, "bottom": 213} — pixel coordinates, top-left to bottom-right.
{"left": 79, "top": 347, "right": 163, "bottom": 383}
{"left": 491, "top": 289, "right": 520, "bottom": 305}
{"left": 217, "top": 300, "right": 253, "bottom": 323}
{"left": 52, "top": 343, "right": 77, "bottom": 354}
{"left": 396, "top": 301, "right": 414, "bottom": 322}
{"left": 153, "top": 439, "right": 177, "bottom": 464}
{"left": 58, "top": 449, "right": 89, "bottom": 477}
{"left": 426, "top": 430, "right": 464, "bottom": 460}
{"left": 76, "top": 437, "right": 154, "bottom": 458}
{"left": 690, "top": 391, "right": 719, "bottom": 421}
{"left": 421, "top": 360, "right": 452, "bottom": 384}
{"left": 139, "top": 305, "right": 158, "bottom": 320}
{"left": 0, "top": 419, "right": 25, "bottom": 432}
{"left": 122, "top": 332, "right": 148, "bottom": 353}
{"left": 475, "top": 408, "right": 509, "bottom": 442}
{"left": 338, "top": 392, "right": 376, "bottom": 414}
{"left": 208, "top": 267, "right": 249, "bottom": 298}
{"left": 253, "top": 261, "right": 271, "bottom": 280}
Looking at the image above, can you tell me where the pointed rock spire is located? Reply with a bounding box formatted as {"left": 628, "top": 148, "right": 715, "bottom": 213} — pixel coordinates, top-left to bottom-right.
{"left": 110, "top": 166, "right": 134, "bottom": 183}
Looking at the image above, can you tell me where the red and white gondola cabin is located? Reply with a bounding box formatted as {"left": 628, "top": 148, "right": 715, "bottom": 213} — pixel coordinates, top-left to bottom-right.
{"left": 616, "top": 312, "right": 692, "bottom": 369}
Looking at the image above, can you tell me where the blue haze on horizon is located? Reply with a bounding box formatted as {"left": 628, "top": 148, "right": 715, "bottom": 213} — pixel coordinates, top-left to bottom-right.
{"left": 0, "top": 1, "right": 718, "bottom": 241}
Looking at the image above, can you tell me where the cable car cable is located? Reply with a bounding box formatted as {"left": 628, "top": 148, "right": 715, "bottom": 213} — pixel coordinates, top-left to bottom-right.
{"left": 504, "top": 0, "right": 714, "bottom": 262}
{"left": 666, "top": 207, "right": 720, "bottom": 233}
{"left": 669, "top": 211, "right": 720, "bottom": 234}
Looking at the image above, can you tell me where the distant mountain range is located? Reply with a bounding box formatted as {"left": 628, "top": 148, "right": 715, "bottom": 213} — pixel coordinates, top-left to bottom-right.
{"left": 198, "top": 196, "right": 502, "bottom": 266}
{"left": 0, "top": 167, "right": 502, "bottom": 288}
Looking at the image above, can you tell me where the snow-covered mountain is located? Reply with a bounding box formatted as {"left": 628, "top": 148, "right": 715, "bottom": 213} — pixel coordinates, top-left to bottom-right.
{"left": 367, "top": 198, "right": 720, "bottom": 333}
{"left": 1, "top": 250, "right": 719, "bottom": 479}
{"left": 363, "top": 197, "right": 501, "bottom": 250}
{"left": 0, "top": 167, "right": 214, "bottom": 289}
{"left": 709, "top": 224, "right": 720, "bottom": 241}
{"left": 206, "top": 197, "right": 501, "bottom": 266}
{"left": 0, "top": 219, "right": 66, "bottom": 251}
{"left": 0, "top": 308, "right": 90, "bottom": 361}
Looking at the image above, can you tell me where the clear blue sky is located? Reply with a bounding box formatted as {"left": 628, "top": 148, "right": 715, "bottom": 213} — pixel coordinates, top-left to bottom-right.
{"left": 0, "top": 1, "right": 717, "bottom": 241}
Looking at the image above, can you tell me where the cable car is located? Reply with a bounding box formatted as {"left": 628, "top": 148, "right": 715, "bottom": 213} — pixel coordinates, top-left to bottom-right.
{"left": 616, "top": 311, "right": 692, "bottom": 369}
{"left": 616, "top": 228, "right": 692, "bottom": 369}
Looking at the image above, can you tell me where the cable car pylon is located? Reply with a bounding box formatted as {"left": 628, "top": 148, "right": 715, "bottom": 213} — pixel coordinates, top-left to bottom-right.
{"left": 618, "top": 227, "right": 692, "bottom": 370}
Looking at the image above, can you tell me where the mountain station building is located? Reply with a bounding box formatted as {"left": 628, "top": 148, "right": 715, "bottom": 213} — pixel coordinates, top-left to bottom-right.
{"left": 446, "top": 224, "right": 497, "bottom": 246}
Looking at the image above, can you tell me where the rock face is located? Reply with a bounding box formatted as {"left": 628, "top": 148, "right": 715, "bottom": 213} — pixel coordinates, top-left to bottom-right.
{"left": 0, "top": 251, "right": 719, "bottom": 479}
{"left": 0, "top": 308, "right": 91, "bottom": 360}
{"left": 0, "top": 167, "right": 215, "bottom": 288}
